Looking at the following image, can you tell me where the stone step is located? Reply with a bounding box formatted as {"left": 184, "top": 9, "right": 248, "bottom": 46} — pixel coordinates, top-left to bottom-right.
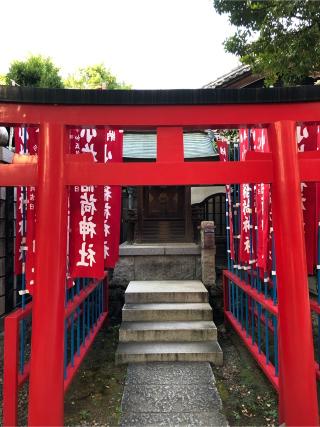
{"left": 122, "top": 303, "right": 212, "bottom": 322}
{"left": 119, "top": 321, "right": 217, "bottom": 342}
{"left": 125, "top": 280, "right": 208, "bottom": 304}
{"left": 116, "top": 341, "right": 223, "bottom": 365}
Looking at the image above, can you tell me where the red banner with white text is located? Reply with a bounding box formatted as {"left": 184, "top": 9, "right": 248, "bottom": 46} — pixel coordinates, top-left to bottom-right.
{"left": 239, "top": 129, "right": 251, "bottom": 263}
{"left": 14, "top": 127, "right": 38, "bottom": 294}
{"left": 14, "top": 127, "right": 26, "bottom": 275}
{"left": 103, "top": 129, "right": 123, "bottom": 268}
{"left": 69, "top": 128, "right": 105, "bottom": 278}
{"left": 25, "top": 128, "right": 38, "bottom": 292}
{"left": 252, "top": 128, "right": 270, "bottom": 271}
{"left": 69, "top": 128, "right": 123, "bottom": 277}
{"left": 217, "top": 139, "right": 234, "bottom": 260}
{"left": 297, "top": 125, "right": 318, "bottom": 274}
{"left": 316, "top": 126, "right": 320, "bottom": 271}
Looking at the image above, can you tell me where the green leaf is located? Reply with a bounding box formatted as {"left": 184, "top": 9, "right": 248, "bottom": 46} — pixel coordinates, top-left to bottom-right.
{"left": 64, "top": 64, "right": 131, "bottom": 89}
{"left": 213, "top": 0, "right": 320, "bottom": 85}
{"left": 6, "top": 54, "right": 64, "bottom": 88}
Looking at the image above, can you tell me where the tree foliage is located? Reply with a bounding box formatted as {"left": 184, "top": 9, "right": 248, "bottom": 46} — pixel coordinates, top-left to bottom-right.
{"left": 6, "top": 55, "right": 64, "bottom": 88}
{"left": 213, "top": 0, "right": 320, "bottom": 85}
{"left": 64, "top": 64, "right": 131, "bottom": 89}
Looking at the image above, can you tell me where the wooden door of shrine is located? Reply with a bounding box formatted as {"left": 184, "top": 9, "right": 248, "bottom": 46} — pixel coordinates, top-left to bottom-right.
{"left": 136, "top": 186, "right": 193, "bottom": 242}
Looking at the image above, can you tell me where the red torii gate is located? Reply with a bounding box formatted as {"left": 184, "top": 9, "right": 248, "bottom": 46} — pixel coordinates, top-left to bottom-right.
{"left": 0, "top": 86, "right": 320, "bottom": 426}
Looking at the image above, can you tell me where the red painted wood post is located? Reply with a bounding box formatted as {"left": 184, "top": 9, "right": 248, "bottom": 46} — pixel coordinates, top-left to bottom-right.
{"left": 28, "top": 122, "right": 68, "bottom": 426}
{"left": 3, "top": 316, "right": 19, "bottom": 426}
{"left": 269, "top": 121, "right": 318, "bottom": 426}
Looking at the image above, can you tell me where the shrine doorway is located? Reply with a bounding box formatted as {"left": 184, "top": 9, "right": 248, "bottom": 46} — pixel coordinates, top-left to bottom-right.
{"left": 135, "top": 186, "right": 192, "bottom": 243}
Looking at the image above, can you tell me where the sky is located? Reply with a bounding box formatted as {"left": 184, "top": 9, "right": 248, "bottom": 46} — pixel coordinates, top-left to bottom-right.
{"left": 1, "top": 0, "right": 239, "bottom": 89}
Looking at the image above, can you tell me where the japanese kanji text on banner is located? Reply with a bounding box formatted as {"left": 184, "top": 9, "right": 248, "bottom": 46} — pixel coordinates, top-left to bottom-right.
{"left": 69, "top": 128, "right": 123, "bottom": 279}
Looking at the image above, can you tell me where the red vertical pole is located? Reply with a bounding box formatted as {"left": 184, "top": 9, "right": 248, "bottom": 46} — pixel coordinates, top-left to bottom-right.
{"left": 270, "top": 120, "right": 318, "bottom": 426}
{"left": 28, "top": 122, "right": 68, "bottom": 426}
{"left": 3, "top": 316, "right": 19, "bottom": 426}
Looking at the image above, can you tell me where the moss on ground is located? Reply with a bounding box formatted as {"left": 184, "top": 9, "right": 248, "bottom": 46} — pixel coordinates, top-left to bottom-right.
{"left": 64, "top": 324, "right": 126, "bottom": 426}
{"left": 212, "top": 325, "right": 278, "bottom": 426}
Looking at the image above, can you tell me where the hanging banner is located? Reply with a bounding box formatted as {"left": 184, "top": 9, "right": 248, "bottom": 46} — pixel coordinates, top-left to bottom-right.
{"left": 297, "top": 125, "right": 317, "bottom": 274}
{"left": 103, "top": 129, "right": 123, "bottom": 268}
{"left": 267, "top": 191, "right": 273, "bottom": 274}
{"left": 239, "top": 129, "right": 251, "bottom": 263}
{"left": 69, "top": 128, "right": 104, "bottom": 279}
{"left": 25, "top": 128, "right": 38, "bottom": 293}
{"left": 316, "top": 126, "right": 320, "bottom": 269}
{"left": 217, "top": 139, "right": 234, "bottom": 260}
{"left": 252, "top": 128, "right": 270, "bottom": 271}
{"left": 14, "top": 127, "right": 38, "bottom": 294}
{"left": 14, "top": 127, "right": 26, "bottom": 275}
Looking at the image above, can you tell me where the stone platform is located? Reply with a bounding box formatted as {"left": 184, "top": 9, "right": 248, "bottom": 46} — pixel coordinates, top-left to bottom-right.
{"left": 119, "top": 242, "right": 201, "bottom": 256}
{"left": 114, "top": 243, "right": 202, "bottom": 283}
{"left": 109, "top": 244, "right": 204, "bottom": 322}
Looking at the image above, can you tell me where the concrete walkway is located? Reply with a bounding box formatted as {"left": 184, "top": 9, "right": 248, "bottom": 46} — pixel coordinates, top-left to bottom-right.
{"left": 120, "top": 362, "right": 228, "bottom": 426}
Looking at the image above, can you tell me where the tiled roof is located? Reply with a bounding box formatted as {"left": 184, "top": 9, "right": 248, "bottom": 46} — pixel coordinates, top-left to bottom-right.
{"left": 203, "top": 65, "right": 251, "bottom": 89}
{"left": 123, "top": 132, "right": 217, "bottom": 159}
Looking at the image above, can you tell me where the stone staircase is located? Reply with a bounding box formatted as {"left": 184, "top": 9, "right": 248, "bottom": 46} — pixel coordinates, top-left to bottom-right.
{"left": 116, "top": 280, "right": 223, "bottom": 364}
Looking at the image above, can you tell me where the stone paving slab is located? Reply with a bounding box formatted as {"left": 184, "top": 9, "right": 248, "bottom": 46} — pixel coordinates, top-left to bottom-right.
{"left": 125, "top": 362, "right": 215, "bottom": 385}
{"left": 120, "top": 411, "right": 227, "bottom": 426}
{"left": 120, "top": 362, "right": 227, "bottom": 426}
{"left": 121, "top": 384, "right": 221, "bottom": 413}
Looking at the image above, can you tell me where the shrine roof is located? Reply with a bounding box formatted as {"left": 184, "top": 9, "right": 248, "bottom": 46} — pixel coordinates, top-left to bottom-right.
{"left": 203, "top": 65, "right": 252, "bottom": 89}
{"left": 1, "top": 85, "right": 320, "bottom": 104}
{"left": 123, "top": 132, "right": 217, "bottom": 159}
